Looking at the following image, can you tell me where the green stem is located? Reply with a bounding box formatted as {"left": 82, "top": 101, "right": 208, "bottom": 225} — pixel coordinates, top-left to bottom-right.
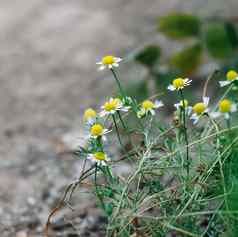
{"left": 94, "top": 164, "right": 105, "bottom": 210}
{"left": 112, "top": 114, "right": 125, "bottom": 151}
{"left": 226, "top": 117, "right": 231, "bottom": 131}
{"left": 117, "top": 111, "right": 134, "bottom": 147}
{"left": 179, "top": 89, "right": 190, "bottom": 180}
{"left": 203, "top": 83, "right": 233, "bottom": 137}
{"left": 110, "top": 68, "right": 126, "bottom": 98}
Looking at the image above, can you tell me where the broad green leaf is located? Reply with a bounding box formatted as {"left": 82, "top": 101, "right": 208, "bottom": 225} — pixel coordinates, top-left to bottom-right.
{"left": 169, "top": 43, "right": 202, "bottom": 75}
{"left": 135, "top": 45, "right": 161, "bottom": 68}
{"left": 157, "top": 13, "right": 201, "bottom": 39}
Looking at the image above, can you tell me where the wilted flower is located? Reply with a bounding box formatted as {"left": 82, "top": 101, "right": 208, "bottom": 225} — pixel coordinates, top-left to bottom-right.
{"left": 219, "top": 70, "right": 238, "bottom": 87}
{"left": 211, "top": 99, "right": 237, "bottom": 120}
{"left": 96, "top": 55, "right": 122, "bottom": 71}
{"left": 87, "top": 151, "right": 110, "bottom": 166}
{"left": 168, "top": 78, "right": 192, "bottom": 91}
{"left": 190, "top": 97, "right": 210, "bottom": 124}
{"left": 137, "top": 99, "right": 163, "bottom": 118}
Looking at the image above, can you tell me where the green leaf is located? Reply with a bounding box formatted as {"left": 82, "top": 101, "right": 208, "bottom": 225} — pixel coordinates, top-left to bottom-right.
{"left": 204, "top": 22, "right": 234, "bottom": 59}
{"left": 157, "top": 13, "right": 201, "bottom": 39}
{"left": 135, "top": 45, "right": 161, "bottom": 67}
{"left": 169, "top": 43, "right": 202, "bottom": 75}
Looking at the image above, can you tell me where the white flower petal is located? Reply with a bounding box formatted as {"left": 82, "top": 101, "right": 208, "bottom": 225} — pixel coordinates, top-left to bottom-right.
{"left": 210, "top": 112, "right": 221, "bottom": 119}
{"left": 150, "top": 109, "right": 155, "bottom": 116}
{"left": 154, "top": 100, "right": 164, "bottom": 108}
{"left": 86, "top": 117, "right": 95, "bottom": 124}
{"left": 112, "top": 63, "right": 119, "bottom": 67}
{"left": 87, "top": 154, "right": 94, "bottom": 161}
{"left": 100, "top": 161, "right": 107, "bottom": 166}
{"left": 186, "top": 106, "right": 192, "bottom": 115}
{"left": 168, "top": 85, "right": 175, "bottom": 91}
{"left": 102, "top": 135, "right": 107, "bottom": 142}
{"left": 184, "top": 78, "right": 189, "bottom": 83}
{"left": 219, "top": 81, "right": 231, "bottom": 87}
{"left": 203, "top": 97, "right": 210, "bottom": 106}
{"left": 99, "top": 110, "right": 108, "bottom": 117}
{"left": 190, "top": 113, "right": 199, "bottom": 124}
{"left": 231, "top": 104, "right": 237, "bottom": 112}
{"left": 174, "top": 103, "right": 180, "bottom": 109}
{"left": 114, "top": 57, "right": 122, "bottom": 63}
{"left": 224, "top": 113, "right": 230, "bottom": 120}
{"left": 98, "top": 65, "right": 106, "bottom": 71}
{"left": 108, "top": 64, "right": 113, "bottom": 69}
{"left": 121, "top": 107, "right": 129, "bottom": 112}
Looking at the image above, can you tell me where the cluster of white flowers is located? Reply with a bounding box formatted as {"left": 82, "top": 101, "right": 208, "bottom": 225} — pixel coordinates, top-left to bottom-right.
{"left": 81, "top": 55, "right": 238, "bottom": 166}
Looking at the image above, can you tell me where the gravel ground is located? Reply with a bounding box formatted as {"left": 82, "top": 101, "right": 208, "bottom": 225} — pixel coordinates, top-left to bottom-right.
{"left": 0, "top": 0, "right": 237, "bottom": 236}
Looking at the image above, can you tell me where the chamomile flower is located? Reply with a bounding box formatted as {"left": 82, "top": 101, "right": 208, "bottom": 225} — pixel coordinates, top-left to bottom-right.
{"left": 100, "top": 98, "right": 130, "bottom": 117}
{"left": 211, "top": 99, "right": 237, "bottom": 120}
{"left": 137, "top": 99, "right": 163, "bottom": 118}
{"left": 87, "top": 151, "right": 110, "bottom": 166}
{"left": 90, "top": 123, "right": 110, "bottom": 140}
{"left": 174, "top": 99, "right": 192, "bottom": 115}
{"left": 190, "top": 97, "right": 210, "bottom": 124}
{"left": 83, "top": 108, "right": 97, "bottom": 124}
{"left": 96, "top": 55, "right": 122, "bottom": 71}
{"left": 168, "top": 77, "right": 192, "bottom": 91}
{"left": 219, "top": 70, "right": 238, "bottom": 87}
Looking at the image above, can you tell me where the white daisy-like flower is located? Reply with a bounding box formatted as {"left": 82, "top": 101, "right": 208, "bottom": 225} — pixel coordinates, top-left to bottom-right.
{"left": 137, "top": 99, "right": 163, "bottom": 118}
{"left": 89, "top": 123, "right": 110, "bottom": 141}
{"left": 190, "top": 97, "right": 210, "bottom": 124}
{"left": 211, "top": 99, "right": 237, "bottom": 120}
{"left": 99, "top": 98, "right": 130, "bottom": 117}
{"left": 87, "top": 151, "right": 110, "bottom": 166}
{"left": 174, "top": 99, "right": 192, "bottom": 115}
{"left": 96, "top": 55, "right": 122, "bottom": 71}
{"left": 83, "top": 108, "right": 97, "bottom": 124}
{"left": 219, "top": 70, "right": 238, "bottom": 87}
{"left": 168, "top": 78, "right": 192, "bottom": 91}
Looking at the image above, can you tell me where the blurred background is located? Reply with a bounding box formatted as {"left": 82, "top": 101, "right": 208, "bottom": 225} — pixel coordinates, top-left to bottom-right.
{"left": 1, "top": 1, "right": 238, "bottom": 236}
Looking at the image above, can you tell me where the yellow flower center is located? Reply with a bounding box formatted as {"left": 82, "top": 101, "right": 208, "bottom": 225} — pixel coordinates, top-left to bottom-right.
{"left": 103, "top": 98, "right": 120, "bottom": 111}
{"left": 172, "top": 78, "right": 184, "bottom": 89}
{"left": 94, "top": 152, "right": 106, "bottom": 161}
{"left": 83, "top": 108, "right": 96, "bottom": 120}
{"left": 142, "top": 100, "right": 154, "bottom": 110}
{"left": 193, "top": 102, "right": 206, "bottom": 114}
{"left": 219, "top": 99, "right": 231, "bottom": 113}
{"left": 102, "top": 55, "right": 115, "bottom": 65}
{"left": 226, "top": 70, "right": 238, "bottom": 81}
{"left": 90, "top": 124, "right": 103, "bottom": 136}
{"left": 179, "top": 99, "right": 188, "bottom": 108}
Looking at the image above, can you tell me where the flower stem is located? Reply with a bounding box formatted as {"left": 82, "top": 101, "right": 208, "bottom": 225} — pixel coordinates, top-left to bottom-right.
{"left": 110, "top": 68, "right": 144, "bottom": 130}
{"left": 117, "top": 111, "right": 133, "bottom": 147}
{"left": 112, "top": 114, "right": 124, "bottom": 151}
{"left": 179, "top": 89, "right": 190, "bottom": 180}
{"left": 94, "top": 164, "right": 105, "bottom": 210}
{"left": 110, "top": 68, "right": 126, "bottom": 98}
